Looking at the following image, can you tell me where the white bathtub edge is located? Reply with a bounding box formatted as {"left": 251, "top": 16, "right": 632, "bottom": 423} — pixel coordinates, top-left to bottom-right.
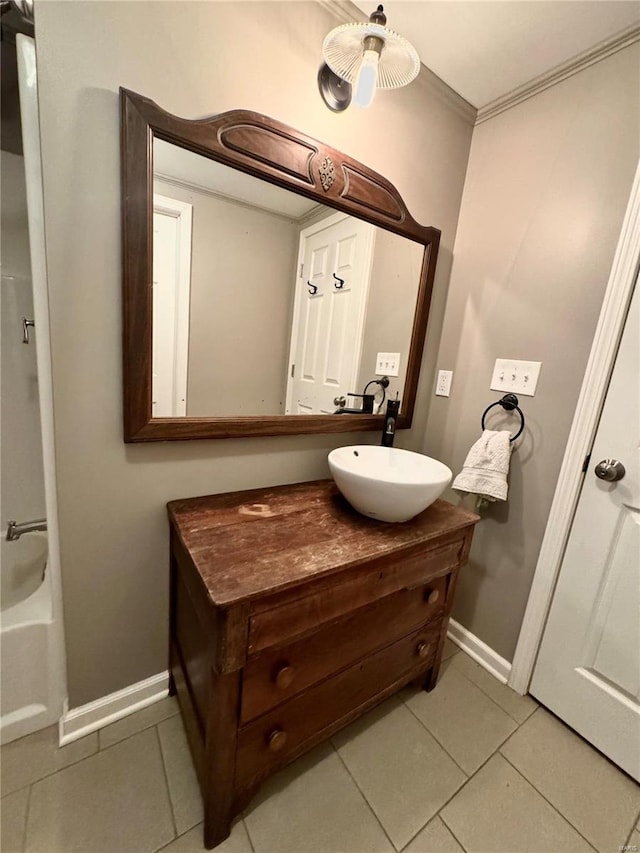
{"left": 59, "top": 671, "right": 169, "bottom": 746}
{"left": 1, "top": 563, "right": 52, "bottom": 630}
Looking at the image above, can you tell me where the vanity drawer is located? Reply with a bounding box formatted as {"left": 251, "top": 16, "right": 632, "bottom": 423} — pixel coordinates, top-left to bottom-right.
{"left": 240, "top": 573, "right": 448, "bottom": 723}
{"left": 248, "top": 539, "right": 462, "bottom": 654}
{"left": 235, "top": 622, "right": 439, "bottom": 788}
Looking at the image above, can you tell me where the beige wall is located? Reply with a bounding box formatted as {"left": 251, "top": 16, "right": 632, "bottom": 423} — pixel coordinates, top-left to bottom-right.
{"left": 154, "top": 178, "right": 297, "bottom": 416}
{"left": 358, "top": 229, "right": 424, "bottom": 402}
{"left": 35, "top": 1, "right": 474, "bottom": 706}
{"left": 2, "top": 150, "right": 31, "bottom": 278}
{"left": 424, "top": 44, "right": 640, "bottom": 661}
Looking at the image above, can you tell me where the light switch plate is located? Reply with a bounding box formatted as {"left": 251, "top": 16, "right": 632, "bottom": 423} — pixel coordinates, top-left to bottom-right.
{"left": 490, "top": 359, "right": 542, "bottom": 396}
{"left": 375, "top": 352, "right": 400, "bottom": 377}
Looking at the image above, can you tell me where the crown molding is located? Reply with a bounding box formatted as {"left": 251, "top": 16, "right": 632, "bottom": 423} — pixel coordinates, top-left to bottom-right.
{"left": 476, "top": 23, "right": 640, "bottom": 125}
{"left": 154, "top": 172, "right": 305, "bottom": 223}
{"left": 318, "top": 0, "right": 367, "bottom": 26}
{"left": 317, "top": 0, "right": 476, "bottom": 125}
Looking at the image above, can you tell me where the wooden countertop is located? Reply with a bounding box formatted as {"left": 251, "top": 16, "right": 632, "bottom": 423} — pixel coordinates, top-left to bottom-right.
{"left": 168, "top": 479, "right": 479, "bottom": 607}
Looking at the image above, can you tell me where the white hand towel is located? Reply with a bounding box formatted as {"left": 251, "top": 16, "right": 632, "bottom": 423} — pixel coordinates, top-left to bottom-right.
{"left": 452, "top": 429, "right": 512, "bottom": 502}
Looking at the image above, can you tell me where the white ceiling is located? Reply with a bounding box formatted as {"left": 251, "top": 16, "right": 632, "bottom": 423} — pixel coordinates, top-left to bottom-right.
{"left": 352, "top": 1, "right": 640, "bottom": 107}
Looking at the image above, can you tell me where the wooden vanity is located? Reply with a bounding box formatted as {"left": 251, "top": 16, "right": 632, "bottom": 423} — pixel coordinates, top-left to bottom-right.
{"left": 167, "top": 480, "right": 478, "bottom": 849}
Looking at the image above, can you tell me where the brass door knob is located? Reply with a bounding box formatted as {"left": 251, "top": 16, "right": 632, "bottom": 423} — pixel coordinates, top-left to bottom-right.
{"left": 416, "top": 642, "right": 431, "bottom": 659}
{"left": 267, "top": 728, "right": 287, "bottom": 752}
{"left": 425, "top": 588, "right": 440, "bottom": 605}
{"left": 274, "top": 664, "right": 295, "bottom": 690}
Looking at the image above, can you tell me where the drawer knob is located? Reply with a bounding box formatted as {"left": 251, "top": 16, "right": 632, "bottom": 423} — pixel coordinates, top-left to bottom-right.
{"left": 267, "top": 728, "right": 287, "bottom": 752}
{"left": 274, "top": 665, "right": 296, "bottom": 690}
{"left": 416, "top": 641, "right": 431, "bottom": 659}
{"left": 425, "top": 588, "right": 440, "bottom": 605}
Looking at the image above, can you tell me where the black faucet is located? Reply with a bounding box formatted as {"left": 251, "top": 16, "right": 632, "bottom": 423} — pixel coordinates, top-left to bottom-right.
{"left": 381, "top": 397, "right": 400, "bottom": 446}
{"left": 334, "top": 392, "right": 375, "bottom": 414}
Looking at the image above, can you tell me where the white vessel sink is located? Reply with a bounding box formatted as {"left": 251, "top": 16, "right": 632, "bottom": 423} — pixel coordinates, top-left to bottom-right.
{"left": 328, "top": 445, "right": 452, "bottom": 523}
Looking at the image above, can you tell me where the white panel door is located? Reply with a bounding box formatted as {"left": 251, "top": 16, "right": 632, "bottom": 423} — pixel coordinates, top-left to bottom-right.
{"left": 530, "top": 280, "right": 639, "bottom": 780}
{"left": 152, "top": 195, "right": 192, "bottom": 417}
{"left": 286, "top": 213, "right": 374, "bottom": 414}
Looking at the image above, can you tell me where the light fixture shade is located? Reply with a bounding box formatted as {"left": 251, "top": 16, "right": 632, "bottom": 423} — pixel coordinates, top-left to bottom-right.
{"left": 322, "top": 22, "right": 420, "bottom": 90}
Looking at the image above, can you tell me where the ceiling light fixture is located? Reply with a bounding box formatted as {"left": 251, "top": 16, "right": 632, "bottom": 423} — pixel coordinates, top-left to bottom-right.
{"left": 319, "top": 5, "right": 420, "bottom": 111}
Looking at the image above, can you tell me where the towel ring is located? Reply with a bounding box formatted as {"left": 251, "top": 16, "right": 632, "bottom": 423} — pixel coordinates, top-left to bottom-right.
{"left": 481, "top": 393, "right": 525, "bottom": 442}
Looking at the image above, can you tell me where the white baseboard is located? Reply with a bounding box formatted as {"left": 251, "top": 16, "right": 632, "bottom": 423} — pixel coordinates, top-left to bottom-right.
{"left": 59, "top": 671, "right": 169, "bottom": 746}
{"left": 447, "top": 618, "right": 512, "bottom": 684}
{"left": 58, "top": 625, "right": 508, "bottom": 745}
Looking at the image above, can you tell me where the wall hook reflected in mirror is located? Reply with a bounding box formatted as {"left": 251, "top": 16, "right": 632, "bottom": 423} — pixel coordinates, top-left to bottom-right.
{"left": 22, "top": 317, "right": 35, "bottom": 344}
{"left": 333, "top": 273, "right": 345, "bottom": 289}
{"left": 307, "top": 281, "right": 319, "bottom": 295}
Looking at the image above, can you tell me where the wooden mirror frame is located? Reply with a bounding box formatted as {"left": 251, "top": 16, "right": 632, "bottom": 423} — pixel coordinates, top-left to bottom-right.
{"left": 120, "top": 88, "right": 441, "bottom": 441}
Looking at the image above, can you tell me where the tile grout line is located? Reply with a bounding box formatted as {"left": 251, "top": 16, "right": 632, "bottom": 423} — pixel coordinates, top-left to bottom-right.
{"left": 401, "top": 698, "right": 470, "bottom": 777}
{"left": 154, "top": 724, "right": 179, "bottom": 840}
{"left": 329, "top": 738, "right": 401, "bottom": 852}
{"left": 153, "top": 818, "right": 255, "bottom": 853}
{"left": 396, "top": 811, "right": 469, "bottom": 853}
{"left": 97, "top": 707, "right": 180, "bottom": 752}
{"left": 401, "top": 673, "right": 522, "bottom": 778}
{"left": 453, "top": 657, "right": 539, "bottom": 725}
{"left": 401, "top": 784, "right": 464, "bottom": 848}
{"left": 396, "top": 684, "right": 528, "bottom": 852}
{"left": 241, "top": 814, "right": 257, "bottom": 853}
{"left": 154, "top": 828, "right": 187, "bottom": 853}
{"left": 399, "top": 747, "right": 499, "bottom": 851}
{"left": 450, "top": 655, "right": 538, "bottom": 726}
{"left": 2, "top": 707, "right": 179, "bottom": 806}
{"left": 435, "top": 812, "right": 469, "bottom": 853}
{"left": 623, "top": 806, "right": 640, "bottom": 847}
{"left": 499, "top": 751, "right": 599, "bottom": 851}
{"left": 495, "top": 705, "right": 541, "bottom": 756}
{"left": 399, "top": 709, "right": 536, "bottom": 853}
{"left": 0, "top": 737, "right": 100, "bottom": 800}
{"left": 97, "top": 700, "right": 181, "bottom": 751}
{"left": 20, "top": 783, "right": 33, "bottom": 853}
{"left": 0, "top": 782, "right": 34, "bottom": 853}
{"left": 535, "top": 701, "right": 640, "bottom": 781}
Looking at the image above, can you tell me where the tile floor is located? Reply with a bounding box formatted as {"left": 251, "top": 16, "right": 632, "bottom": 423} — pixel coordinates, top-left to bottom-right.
{"left": 2, "top": 642, "right": 639, "bottom": 853}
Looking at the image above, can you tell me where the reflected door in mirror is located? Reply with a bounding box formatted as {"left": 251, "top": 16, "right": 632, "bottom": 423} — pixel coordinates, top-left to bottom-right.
{"left": 287, "top": 213, "right": 375, "bottom": 415}
{"left": 152, "top": 194, "right": 192, "bottom": 417}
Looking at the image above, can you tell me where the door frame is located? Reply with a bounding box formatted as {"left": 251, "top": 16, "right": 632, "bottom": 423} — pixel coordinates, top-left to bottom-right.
{"left": 152, "top": 193, "right": 192, "bottom": 417}
{"left": 509, "top": 160, "right": 640, "bottom": 694}
{"left": 285, "top": 211, "right": 375, "bottom": 414}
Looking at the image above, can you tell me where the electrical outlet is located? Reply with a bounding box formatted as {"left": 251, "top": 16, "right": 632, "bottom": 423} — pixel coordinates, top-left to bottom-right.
{"left": 435, "top": 370, "right": 453, "bottom": 397}
{"left": 490, "top": 359, "right": 542, "bottom": 396}
{"left": 375, "top": 352, "right": 400, "bottom": 377}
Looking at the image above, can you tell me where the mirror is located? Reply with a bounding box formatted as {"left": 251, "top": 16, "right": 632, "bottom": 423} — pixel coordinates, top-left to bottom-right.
{"left": 121, "top": 89, "right": 440, "bottom": 441}
{"left": 152, "top": 139, "right": 423, "bottom": 418}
